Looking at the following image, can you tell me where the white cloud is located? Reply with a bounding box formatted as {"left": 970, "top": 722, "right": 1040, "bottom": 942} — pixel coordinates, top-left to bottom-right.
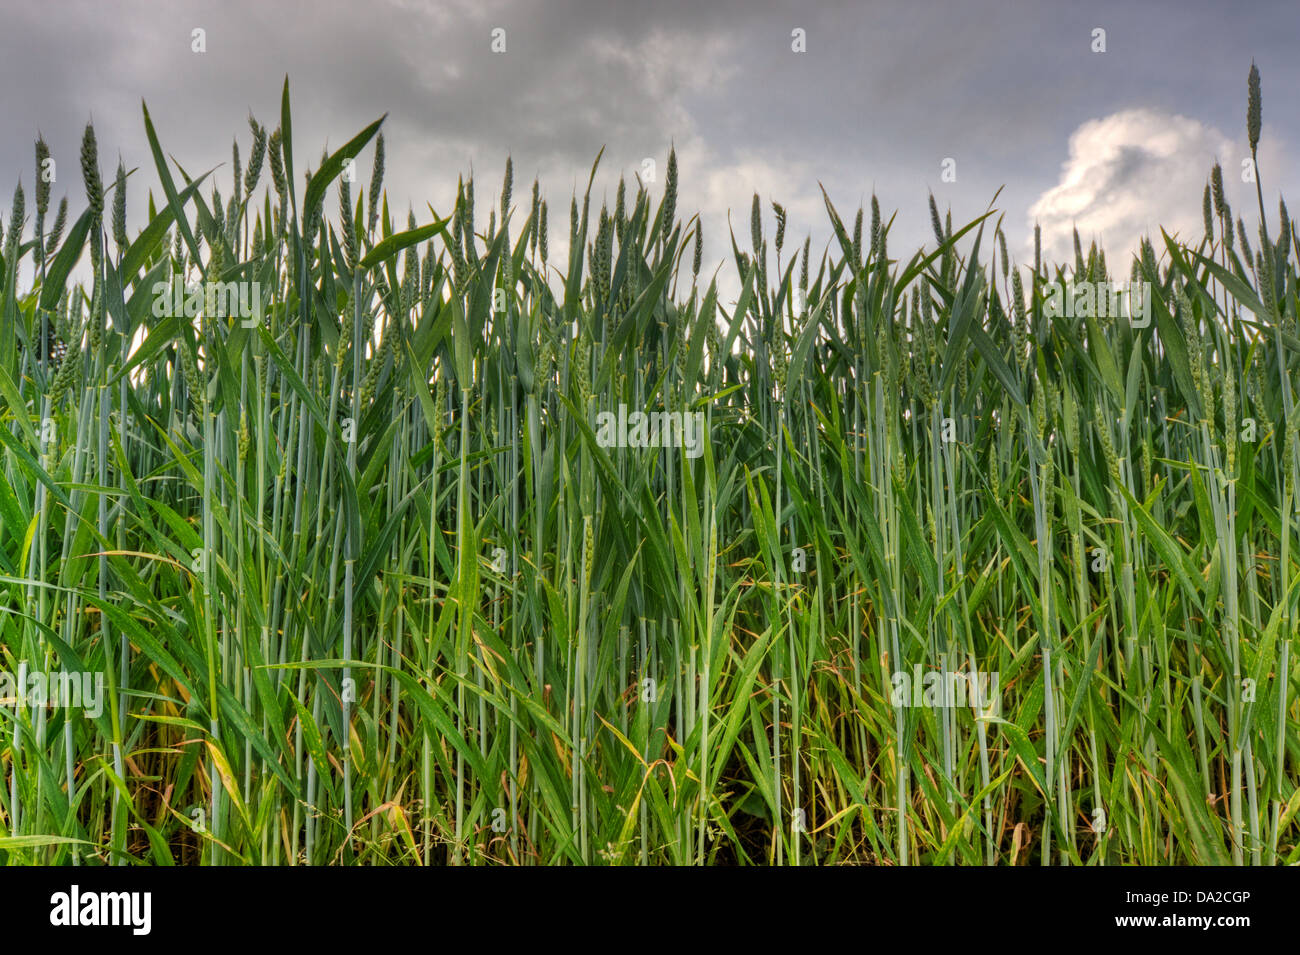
{"left": 1028, "top": 109, "right": 1241, "bottom": 269}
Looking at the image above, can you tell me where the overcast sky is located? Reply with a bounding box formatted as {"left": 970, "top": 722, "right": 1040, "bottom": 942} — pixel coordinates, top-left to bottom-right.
{"left": 2, "top": 0, "right": 1296, "bottom": 301}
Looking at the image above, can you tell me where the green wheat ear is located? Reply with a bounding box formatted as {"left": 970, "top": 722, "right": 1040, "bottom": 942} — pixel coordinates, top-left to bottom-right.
{"left": 1238, "top": 217, "right": 1253, "bottom": 263}
{"left": 851, "top": 206, "right": 862, "bottom": 269}
{"left": 80, "top": 122, "right": 103, "bottom": 220}
{"left": 1010, "top": 267, "right": 1027, "bottom": 365}
{"left": 663, "top": 145, "right": 677, "bottom": 234}
{"left": 46, "top": 197, "right": 67, "bottom": 263}
{"left": 870, "top": 194, "right": 881, "bottom": 259}
{"left": 112, "top": 162, "right": 127, "bottom": 252}
{"left": 3, "top": 182, "right": 23, "bottom": 265}
{"left": 232, "top": 139, "right": 242, "bottom": 208}
{"left": 245, "top": 116, "right": 266, "bottom": 195}
{"left": 539, "top": 199, "right": 548, "bottom": 262}
{"left": 799, "top": 234, "right": 810, "bottom": 293}
{"left": 268, "top": 126, "right": 285, "bottom": 192}
{"left": 501, "top": 155, "right": 512, "bottom": 221}
{"left": 339, "top": 174, "right": 356, "bottom": 269}
{"left": 531, "top": 178, "right": 542, "bottom": 252}
{"left": 34, "top": 136, "right": 50, "bottom": 219}
{"left": 368, "top": 132, "right": 385, "bottom": 235}
{"left": 48, "top": 321, "right": 82, "bottom": 406}
{"left": 1247, "top": 62, "right": 1262, "bottom": 152}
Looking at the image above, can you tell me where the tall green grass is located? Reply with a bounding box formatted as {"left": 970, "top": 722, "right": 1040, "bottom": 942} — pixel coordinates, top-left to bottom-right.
{"left": 0, "top": 70, "right": 1296, "bottom": 865}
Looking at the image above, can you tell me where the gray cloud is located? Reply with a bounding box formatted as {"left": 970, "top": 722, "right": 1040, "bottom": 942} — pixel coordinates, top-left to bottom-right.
{"left": 1, "top": 0, "right": 1296, "bottom": 302}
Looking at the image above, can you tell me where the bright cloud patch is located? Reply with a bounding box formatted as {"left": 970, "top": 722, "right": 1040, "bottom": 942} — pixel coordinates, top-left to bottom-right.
{"left": 1029, "top": 110, "right": 1236, "bottom": 268}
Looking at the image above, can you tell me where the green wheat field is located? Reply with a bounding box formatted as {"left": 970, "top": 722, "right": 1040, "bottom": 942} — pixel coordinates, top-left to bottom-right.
{"left": 0, "top": 68, "right": 1296, "bottom": 866}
